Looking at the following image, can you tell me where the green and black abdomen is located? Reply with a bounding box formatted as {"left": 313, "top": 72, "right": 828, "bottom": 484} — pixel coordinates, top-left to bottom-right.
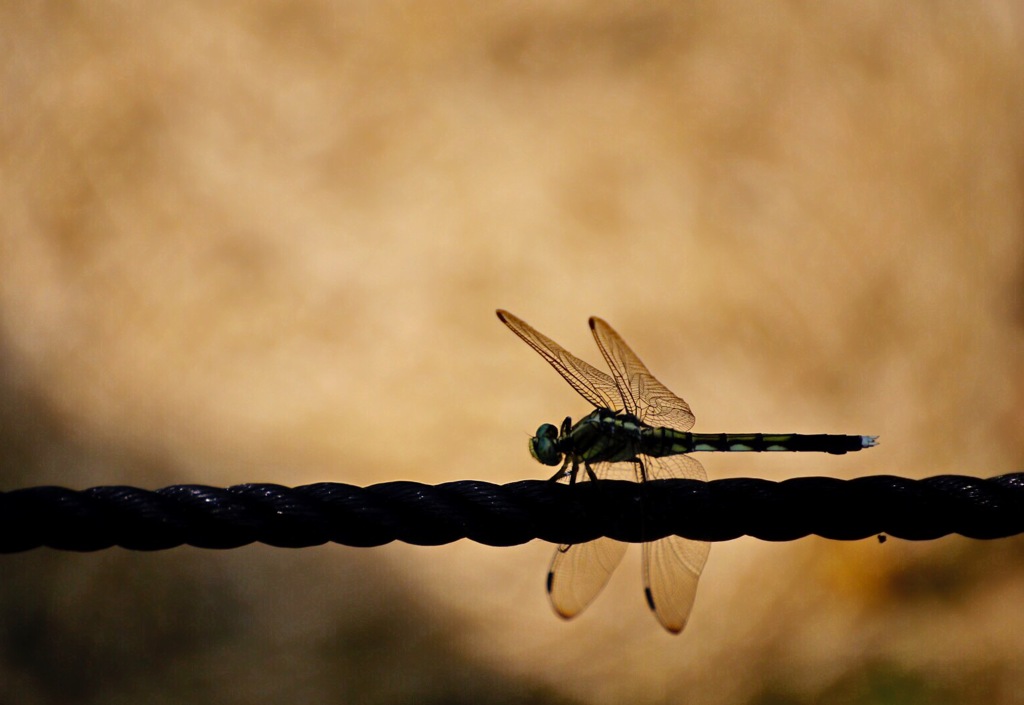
{"left": 641, "top": 429, "right": 877, "bottom": 456}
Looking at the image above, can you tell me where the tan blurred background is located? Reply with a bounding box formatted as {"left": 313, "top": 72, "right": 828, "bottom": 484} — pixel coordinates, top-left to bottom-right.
{"left": 3, "top": 2, "right": 1024, "bottom": 703}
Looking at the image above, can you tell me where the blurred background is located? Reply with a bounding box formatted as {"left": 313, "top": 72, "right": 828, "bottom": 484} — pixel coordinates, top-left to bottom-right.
{"left": 3, "top": 2, "right": 1024, "bottom": 703}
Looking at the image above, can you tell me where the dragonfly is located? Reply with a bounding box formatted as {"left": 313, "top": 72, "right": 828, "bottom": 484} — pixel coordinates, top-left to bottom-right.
{"left": 497, "top": 309, "right": 877, "bottom": 634}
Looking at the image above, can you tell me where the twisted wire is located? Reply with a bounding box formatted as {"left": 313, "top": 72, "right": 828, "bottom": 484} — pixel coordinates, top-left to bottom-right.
{"left": 1, "top": 474, "right": 1022, "bottom": 553}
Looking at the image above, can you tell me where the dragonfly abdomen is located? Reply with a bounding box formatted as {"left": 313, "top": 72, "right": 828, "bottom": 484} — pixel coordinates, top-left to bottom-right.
{"left": 642, "top": 429, "right": 877, "bottom": 456}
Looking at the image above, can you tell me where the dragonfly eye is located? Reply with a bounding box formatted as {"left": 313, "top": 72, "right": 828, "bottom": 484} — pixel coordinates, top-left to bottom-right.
{"left": 529, "top": 423, "right": 563, "bottom": 466}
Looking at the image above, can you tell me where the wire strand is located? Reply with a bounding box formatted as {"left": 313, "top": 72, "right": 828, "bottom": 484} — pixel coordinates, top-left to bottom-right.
{"left": 1, "top": 474, "right": 1022, "bottom": 552}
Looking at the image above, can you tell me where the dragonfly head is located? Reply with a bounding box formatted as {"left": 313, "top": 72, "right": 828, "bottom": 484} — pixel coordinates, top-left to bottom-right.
{"left": 529, "top": 423, "right": 563, "bottom": 466}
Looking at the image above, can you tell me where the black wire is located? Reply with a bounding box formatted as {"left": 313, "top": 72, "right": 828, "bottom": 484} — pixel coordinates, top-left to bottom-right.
{"left": 1, "top": 474, "right": 1022, "bottom": 553}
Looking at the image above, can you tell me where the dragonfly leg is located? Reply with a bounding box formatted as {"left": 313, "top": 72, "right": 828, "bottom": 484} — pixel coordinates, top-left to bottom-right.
{"left": 548, "top": 455, "right": 573, "bottom": 483}
{"left": 567, "top": 457, "right": 582, "bottom": 485}
{"left": 559, "top": 416, "right": 573, "bottom": 436}
{"left": 635, "top": 457, "right": 648, "bottom": 482}
{"left": 583, "top": 460, "right": 599, "bottom": 483}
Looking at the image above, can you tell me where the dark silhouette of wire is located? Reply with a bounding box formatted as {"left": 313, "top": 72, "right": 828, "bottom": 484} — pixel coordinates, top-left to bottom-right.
{"left": 1, "top": 474, "right": 1022, "bottom": 552}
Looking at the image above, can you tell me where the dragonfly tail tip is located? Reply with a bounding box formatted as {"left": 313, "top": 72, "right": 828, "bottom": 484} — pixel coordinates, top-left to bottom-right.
{"left": 861, "top": 435, "right": 879, "bottom": 448}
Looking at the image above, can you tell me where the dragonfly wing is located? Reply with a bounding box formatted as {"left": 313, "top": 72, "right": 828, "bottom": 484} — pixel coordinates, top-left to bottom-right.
{"left": 548, "top": 538, "right": 628, "bottom": 619}
{"left": 497, "top": 310, "right": 622, "bottom": 412}
{"left": 589, "top": 317, "right": 695, "bottom": 431}
{"left": 547, "top": 460, "right": 629, "bottom": 619}
{"left": 640, "top": 453, "right": 710, "bottom": 634}
{"left": 644, "top": 452, "right": 707, "bottom": 482}
{"left": 642, "top": 535, "right": 710, "bottom": 633}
